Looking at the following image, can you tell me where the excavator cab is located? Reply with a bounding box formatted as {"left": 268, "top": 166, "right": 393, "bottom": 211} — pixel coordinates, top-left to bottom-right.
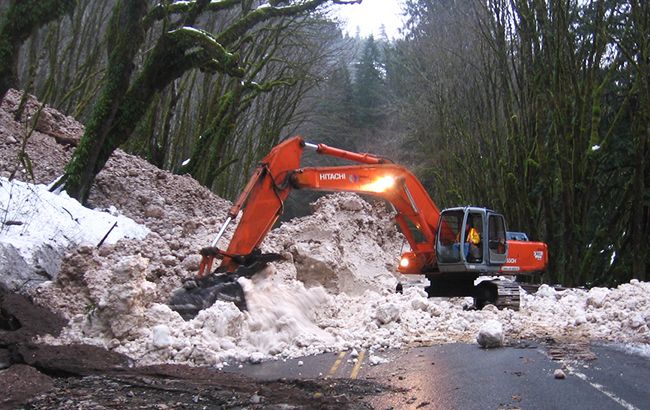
{"left": 435, "top": 207, "right": 508, "bottom": 273}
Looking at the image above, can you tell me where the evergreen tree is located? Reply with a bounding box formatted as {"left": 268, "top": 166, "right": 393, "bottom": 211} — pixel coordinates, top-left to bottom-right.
{"left": 314, "top": 61, "right": 356, "bottom": 146}
{"left": 352, "top": 35, "right": 386, "bottom": 127}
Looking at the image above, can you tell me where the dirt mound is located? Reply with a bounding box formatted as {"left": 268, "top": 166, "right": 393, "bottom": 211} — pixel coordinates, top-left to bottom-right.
{"left": 0, "top": 89, "right": 76, "bottom": 184}
{"left": 0, "top": 284, "right": 66, "bottom": 345}
{"left": 1, "top": 89, "right": 234, "bottom": 314}
{"left": 0, "top": 284, "right": 130, "bottom": 376}
{"left": 265, "top": 193, "right": 403, "bottom": 295}
{"left": 0, "top": 364, "right": 54, "bottom": 408}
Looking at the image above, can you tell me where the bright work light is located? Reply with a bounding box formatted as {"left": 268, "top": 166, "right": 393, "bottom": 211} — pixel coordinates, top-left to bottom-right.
{"left": 364, "top": 176, "right": 396, "bottom": 193}
{"left": 400, "top": 256, "right": 410, "bottom": 268}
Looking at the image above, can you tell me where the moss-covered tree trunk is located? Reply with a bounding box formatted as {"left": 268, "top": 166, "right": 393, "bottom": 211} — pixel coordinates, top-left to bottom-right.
{"left": 0, "top": 0, "right": 75, "bottom": 100}
{"left": 61, "top": 23, "right": 244, "bottom": 201}
{"left": 55, "top": 0, "right": 147, "bottom": 202}
{"left": 181, "top": 87, "right": 240, "bottom": 186}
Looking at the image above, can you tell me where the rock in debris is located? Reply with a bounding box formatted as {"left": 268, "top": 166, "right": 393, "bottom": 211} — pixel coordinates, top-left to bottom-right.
{"left": 0, "top": 364, "right": 54, "bottom": 408}
{"left": 0, "top": 348, "right": 11, "bottom": 369}
{"left": 554, "top": 369, "right": 566, "bottom": 379}
{"left": 476, "top": 320, "right": 504, "bottom": 348}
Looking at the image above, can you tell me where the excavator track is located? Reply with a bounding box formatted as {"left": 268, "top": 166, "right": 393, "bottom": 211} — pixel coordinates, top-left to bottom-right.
{"left": 492, "top": 279, "right": 521, "bottom": 310}
{"left": 473, "top": 279, "right": 521, "bottom": 311}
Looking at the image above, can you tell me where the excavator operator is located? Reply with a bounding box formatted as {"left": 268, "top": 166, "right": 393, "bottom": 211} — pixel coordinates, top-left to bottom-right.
{"left": 466, "top": 222, "right": 481, "bottom": 262}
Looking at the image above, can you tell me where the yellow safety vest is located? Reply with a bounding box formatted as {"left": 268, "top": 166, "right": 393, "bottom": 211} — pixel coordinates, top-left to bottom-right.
{"left": 467, "top": 228, "right": 480, "bottom": 245}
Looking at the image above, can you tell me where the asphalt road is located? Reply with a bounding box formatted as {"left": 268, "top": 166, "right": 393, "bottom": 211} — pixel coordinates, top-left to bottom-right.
{"left": 226, "top": 342, "right": 650, "bottom": 409}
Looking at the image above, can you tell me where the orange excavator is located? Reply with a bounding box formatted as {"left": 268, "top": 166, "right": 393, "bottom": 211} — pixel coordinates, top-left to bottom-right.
{"left": 169, "top": 136, "right": 548, "bottom": 319}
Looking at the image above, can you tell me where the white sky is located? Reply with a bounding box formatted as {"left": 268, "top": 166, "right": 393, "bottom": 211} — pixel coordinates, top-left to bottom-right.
{"left": 334, "top": 0, "right": 405, "bottom": 39}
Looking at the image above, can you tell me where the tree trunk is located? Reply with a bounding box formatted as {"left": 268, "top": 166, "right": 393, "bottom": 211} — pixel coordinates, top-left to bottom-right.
{"left": 631, "top": 124, "right": 648, "bottom": 281}
{"left": 0, "top": 0, "right": 75, "bottom": 100}
{"left": 56, "top": 0, "right": 147, "bottom": 202}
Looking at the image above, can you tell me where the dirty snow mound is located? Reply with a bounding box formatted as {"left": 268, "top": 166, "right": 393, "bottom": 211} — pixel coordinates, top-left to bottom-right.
{"left": 0, "top": 177, "right": 148, "bottom": 291}
{"left": 265, "top": 193, "right": 404, "bottom": 294}
{"left": 516, "top": 281, "right": 650, "bottom": 342}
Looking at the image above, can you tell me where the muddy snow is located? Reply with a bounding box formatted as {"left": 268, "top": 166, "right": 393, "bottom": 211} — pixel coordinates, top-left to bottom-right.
{"left": 0, "top": 177, "right": 149, "bottom": 289}
{"left": 1, "top": 89, "right": 649, "bottom": 369}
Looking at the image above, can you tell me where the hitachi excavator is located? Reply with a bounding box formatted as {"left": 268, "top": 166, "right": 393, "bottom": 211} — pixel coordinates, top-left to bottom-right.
{"left": 169, "top": 136, "right": 548, "bottom": 319}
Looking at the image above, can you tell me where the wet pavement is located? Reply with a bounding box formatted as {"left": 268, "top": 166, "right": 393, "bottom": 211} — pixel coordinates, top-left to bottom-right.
{"left": 226, "top": 342, "right": 650, "bottom": 409}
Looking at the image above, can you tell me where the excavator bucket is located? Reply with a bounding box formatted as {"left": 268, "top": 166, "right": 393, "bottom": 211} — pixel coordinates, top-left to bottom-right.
{"left": 168, "top": 271, "right": 246, "bottom": 320}
{"left": 168, "top": 251, "right": 284, "bottom": 320}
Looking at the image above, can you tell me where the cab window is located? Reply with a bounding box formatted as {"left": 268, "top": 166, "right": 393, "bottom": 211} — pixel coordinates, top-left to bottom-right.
{"left": 488, "top": 215, "right": 506, "bottom": 254}
{"left": 436, "top": 210, "right": 464, "bottom": 263}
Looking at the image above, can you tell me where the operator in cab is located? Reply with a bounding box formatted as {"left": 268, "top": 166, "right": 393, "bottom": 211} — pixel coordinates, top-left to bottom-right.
{"left": 466, "top": 222, "right": 481, "bottom": 262}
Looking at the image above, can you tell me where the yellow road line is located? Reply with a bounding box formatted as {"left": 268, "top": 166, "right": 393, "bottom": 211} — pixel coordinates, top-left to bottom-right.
{"left": 349, "top": 349, "right": 366, "bottom": 379}
{"left": 326, "top": 351, "right": 347, "bottom": 378}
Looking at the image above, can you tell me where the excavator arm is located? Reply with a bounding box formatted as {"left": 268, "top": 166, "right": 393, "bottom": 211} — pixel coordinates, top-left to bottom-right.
{"left": 200, "top": 136, "right": 442, "bottom": 275}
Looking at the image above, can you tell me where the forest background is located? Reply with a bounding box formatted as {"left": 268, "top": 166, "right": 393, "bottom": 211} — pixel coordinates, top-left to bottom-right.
{"left": 0, "top": 0, "right": 648, "bottom": 288}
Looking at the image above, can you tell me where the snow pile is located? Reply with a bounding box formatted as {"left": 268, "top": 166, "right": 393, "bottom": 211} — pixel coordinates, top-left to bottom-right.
{"left": 37, "top": 192, "right": 410, "bottom": 365}
{"left": 0, "top": 177, "right": 148, "bottom": 290}
{"left": 13, "top": 176, "right": 650, "bottom": 366}
{"left": 515, "top": 282, "right": 650, "bottom": 342}
{"left": 263, "top": 193, "right": 404, "bottom": 294}
{"left": 10, "top": 173, "right": 649, "bottom": 365}
{"left": 29, "top": 189, "right": 415, "bottom": 365}
{"left": 43, "top": 243, "right": 650, "bottom": 366}
{"left": 44, "top": 263, "right": 335, "bottom": 366}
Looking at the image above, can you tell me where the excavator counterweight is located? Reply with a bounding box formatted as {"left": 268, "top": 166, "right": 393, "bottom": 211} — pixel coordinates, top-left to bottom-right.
{"left": 168, "top": 136, "right": 548, "bottom": 319}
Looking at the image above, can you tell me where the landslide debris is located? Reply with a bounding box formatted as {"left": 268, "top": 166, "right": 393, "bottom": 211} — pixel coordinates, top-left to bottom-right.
{"left": 1, "top": 88, "right": 650, "bottom": 407}
{"left": 0, "top": 89, "right": 391, "bottom": 407}
{"left": 0, "top": 284, "right": 379, "bottom": 409}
